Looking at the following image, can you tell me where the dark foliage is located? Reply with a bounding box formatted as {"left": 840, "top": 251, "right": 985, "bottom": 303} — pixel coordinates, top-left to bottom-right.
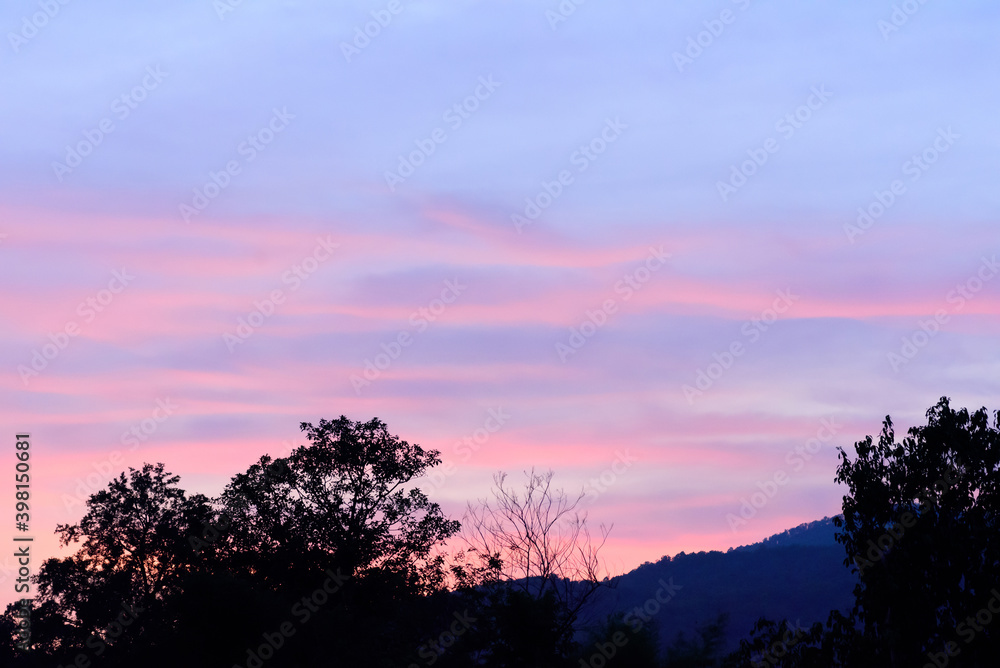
{"left": 4, "top": 400, "right": 997, "bottom": 667}
{"left": 726, "top": 397, "right": 1000, "bottom": 667}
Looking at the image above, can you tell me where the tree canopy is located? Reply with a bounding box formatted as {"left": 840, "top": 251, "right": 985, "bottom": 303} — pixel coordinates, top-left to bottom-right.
{"left": 7, "top": 400, "right": 997, "bottom": 666}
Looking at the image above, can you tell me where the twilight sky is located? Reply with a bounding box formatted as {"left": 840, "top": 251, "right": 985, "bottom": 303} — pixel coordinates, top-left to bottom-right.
{"left": 2, "top": 0, "right": 999, "bottom": 600}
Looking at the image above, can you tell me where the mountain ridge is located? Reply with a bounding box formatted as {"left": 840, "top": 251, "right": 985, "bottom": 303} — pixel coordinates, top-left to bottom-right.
{"left": 582, "top": 516, "right": 854, "bottom": 652}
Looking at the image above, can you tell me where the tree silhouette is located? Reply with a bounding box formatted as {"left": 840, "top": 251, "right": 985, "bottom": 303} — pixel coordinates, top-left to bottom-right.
{"left": 726, "top": 397, "right": 1000, "bottom": 667}
{"left": 460, "top": 468, "right": 611, "bottom": 663}
{"left": 576, "top": 612, "right": 661, "bottom": 667}
{"left": 1, "top": 418, "right": 468, "bottom": 666}
{"left": 663, "top": 613, "right": 729, "bottom": 667}
{"left": 17, "top": 406, "right": 992, "bottom": 666}
{"left": 832, "top": 396, "right": 1000, "bottom": 665}
{"left": 14, "top": 463, "right": 216, "bottom": 664}
{"left": 214, "top": 415, "right": 463, "bottom": 665}
{"left": 219, "top": 415, "right": 460, "bottom": 590}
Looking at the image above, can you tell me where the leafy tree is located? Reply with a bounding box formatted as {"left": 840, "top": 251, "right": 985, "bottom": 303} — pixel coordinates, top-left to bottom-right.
{"left": 575, "top": 612, "right": 661, "bottom": 667}
{"left": 216, "top": 415, "right": 463, "bottom": 665}
{"left": 476, "top": 588, "right": 575, "bottom": 667}
{"left": 53, "top": 463, "right": 214, "bottom": 600}
{"left": 0, "top": 418, "right": 466, "bottom": 666}
{"left": 5, "top": 463, "right": 217, "bottom": 665}
{"left": 722, "top": 617, "right": 830, "bottom": 668}
{"left": 728, "top": 397, "right": 1000, "bottom": 667}
{"left": 831, "top": 397, "right": 1000, "bottom": 665}
{"left": 219, "top": 415, "right": 460, "bottom": 587}
{"left": 663, "top": 613, "right": 728, "bottom": 667}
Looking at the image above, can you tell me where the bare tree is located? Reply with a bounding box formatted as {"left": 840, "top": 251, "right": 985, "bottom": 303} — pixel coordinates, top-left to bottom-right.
{"left": 462, "top": 468, "right": 611, "bottom": 628}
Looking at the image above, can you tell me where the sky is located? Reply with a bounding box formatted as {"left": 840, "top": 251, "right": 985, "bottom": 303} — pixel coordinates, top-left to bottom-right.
{"left": 1, "top": 0, "right": 999, "bottom": 603}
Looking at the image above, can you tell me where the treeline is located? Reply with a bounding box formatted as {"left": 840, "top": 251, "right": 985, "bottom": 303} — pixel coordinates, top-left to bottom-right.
{"left": 3, "top": 398, "right": 999, "bottom": 667}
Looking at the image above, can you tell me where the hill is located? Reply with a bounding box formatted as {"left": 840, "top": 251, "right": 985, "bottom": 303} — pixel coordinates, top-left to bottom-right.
{"left": 580, "top": 517, "right": 856, "bottom": 653}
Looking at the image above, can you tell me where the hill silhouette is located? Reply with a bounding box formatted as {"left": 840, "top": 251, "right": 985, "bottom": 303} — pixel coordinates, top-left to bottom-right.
{"left": 582, "top": 517, "right": 856, "bottom": 652}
